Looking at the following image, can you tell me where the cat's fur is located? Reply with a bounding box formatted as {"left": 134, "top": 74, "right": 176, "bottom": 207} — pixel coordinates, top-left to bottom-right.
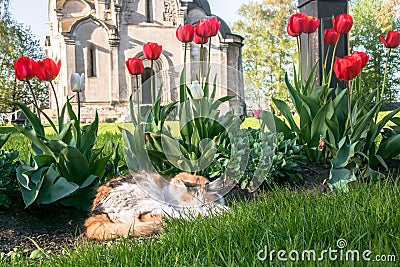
{"left": 84, "top": 171, "right": 227, "bottom": 240}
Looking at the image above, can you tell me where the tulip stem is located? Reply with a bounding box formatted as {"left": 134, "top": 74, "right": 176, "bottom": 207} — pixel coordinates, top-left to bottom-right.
{"left": 49, "top": 81, "right": 61, "bottom": 131}
{"left": 323, "top": 45, "right": 331, "bottom": 84}
{"left": 25, "top": 80, "right": 41, "bottom": 119}
{"left": 208, "top": 37, "right": 211, "bottom": 71}
{"left": 77, "top": 92, "right": 81, "bottom": 125}
{"left": 328, "top": 36, "right": 340, "bottom": 88}
{"left": 306, "top": 33, "right": 310, "bottom": 90}
{"left": 136, "top": 74, "right": 140, "bottom": 125}
{"left": 181, "top": 42, "right": 187, "bottom": 103}
{"left": 150, "top": 59, "right": 154, "bottom": 104}
{"left": 379, "top": 48, "right": 391, "bottom": 104}
{"left": 296, "top": 36, "right": 302, "bottom": 89}
{"left": 347, "top": 80, "right": 353, "bottom": 132}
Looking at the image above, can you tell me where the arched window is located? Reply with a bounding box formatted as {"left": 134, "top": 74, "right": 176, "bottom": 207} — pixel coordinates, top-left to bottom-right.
{"left": 141, "top": 67, "right": 154, "bottom": 104}
{"left": 145, "top": 0, "right": 153, "bottom": 23}
{"left": 87, "top": 45, "right": 97, "bottom": 77}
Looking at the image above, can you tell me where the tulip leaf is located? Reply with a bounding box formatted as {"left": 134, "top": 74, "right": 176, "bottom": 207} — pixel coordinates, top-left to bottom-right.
{"left": 60, "top": 146, "right": 90, "bottom": 185}
{"left": 80, "top": 112, "right": 99, "bottom": 157}
{"left": 0, "top": 133, "right": 11, "bottom": 149}
{"left": 272, "top": 98, "right": 299, "bottom": 132}
{"left": 327, "top": 168, "right": 356, "bottom": 192}
{"left": 14, "top": 102, "right": 45, "bottom": 138}
{"left": 377, "top": 134, "right": 400, "bottom": 161}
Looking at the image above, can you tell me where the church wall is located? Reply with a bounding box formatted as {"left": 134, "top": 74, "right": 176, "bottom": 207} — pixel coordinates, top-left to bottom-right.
{"left": 74, "top": 21, "right": 111, "bottom": 103}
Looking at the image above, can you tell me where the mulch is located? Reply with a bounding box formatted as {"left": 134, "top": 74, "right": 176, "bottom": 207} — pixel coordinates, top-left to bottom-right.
{"left": 0, "top": 163, "right": 331, "bottom": 255}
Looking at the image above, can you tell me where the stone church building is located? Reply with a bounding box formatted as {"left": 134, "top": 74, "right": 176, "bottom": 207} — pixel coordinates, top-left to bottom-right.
{"left": 46, "top": 0, "right": 245, "bottom": 122}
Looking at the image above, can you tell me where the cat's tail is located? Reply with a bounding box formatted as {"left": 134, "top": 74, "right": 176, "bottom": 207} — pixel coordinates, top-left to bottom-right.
{"left": 84, "top": 214, "right": 163, "bottom": 240}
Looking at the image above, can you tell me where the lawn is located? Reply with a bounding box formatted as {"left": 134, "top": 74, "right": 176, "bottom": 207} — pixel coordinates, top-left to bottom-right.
{"left": 1, "top": 182, "right": 399, "bottom": 266}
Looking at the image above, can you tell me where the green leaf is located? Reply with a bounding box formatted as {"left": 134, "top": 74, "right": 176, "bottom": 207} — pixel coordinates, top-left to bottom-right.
{"left": 285, "top": 73, "right": 302, "bottom": 114}
{"left": 327, "top": 168, "right": 356, "bottom": 191}
{"left": 310, "top": 101, "right": 334, "bottom": 143}
{"left": 80, "top": 112, "right": 99, "bottom": 156}
{"left": 377, "top": 134, "right": 400, "bottom": 161}
{"left": 60, "top": 146, "right": 90, "bottom": 185}
{"left": 179, "top": 69, "right": 187, "bottom": 103}
{"left": 66, "top": 98, "right": 82, "bottom": 147}
{"left": 0, "top": 133, "right": 11, "bottom": 149}
{"left": 332, "top": 137, "right": 358, "bottom": 169}
{"left": 90, "top": 157, "right": 110, "bottom": 178}
{"left": 14, "top": 102, "right": 45, "bottom": 138}
{"left": 33, "top": 154, "right": 55, "bottom": 168}
{"left": 13, "top": 124, "right": 54, "bottom": 157}
{"left": 272, "top": 98, "right": 299, "bottom": 132}
{"left": 37, "top": 164, "right": 79, "bottom": 205}
{"left": 58, "top": 180, "right": 98, "bottom": 211}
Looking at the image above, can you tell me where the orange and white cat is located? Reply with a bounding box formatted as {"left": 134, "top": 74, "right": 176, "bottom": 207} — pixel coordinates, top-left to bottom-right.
{"left": 84, "top": 171, "right": 227, "bottom": 240}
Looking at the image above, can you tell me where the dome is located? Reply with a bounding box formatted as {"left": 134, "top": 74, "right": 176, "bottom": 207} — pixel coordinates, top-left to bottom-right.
{"left": 187, "top": 0, "right": 212, "bottom": 15}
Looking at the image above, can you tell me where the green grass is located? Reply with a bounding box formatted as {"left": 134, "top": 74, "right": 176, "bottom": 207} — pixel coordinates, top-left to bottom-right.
{"left": 2, "top": 181, "right": 399, "bottom": 266}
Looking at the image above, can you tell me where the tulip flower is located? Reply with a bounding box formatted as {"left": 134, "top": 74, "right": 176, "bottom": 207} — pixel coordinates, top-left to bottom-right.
{"left": 208, "top": 17, "right": 220, "bottom": 37}
{"left": 35, "top": 58, "right": 61, "bottom": 127}
{"left": 333, "top": 55, "right": 362, "bottom": 81}
{"left": 332, "top": 14, "right": 353, "bottom": 34}
{"left": 324, "top": 28, "right": 340, "bottom": 45}
{"left": 379, "top": 30, "right": 400, "bottom": 48}
{"left": 193, "top": 32, "right": 208, "bottom": 44}
{"left": 143, "top": 42, "right": 162, "bottom": 60}
{"left": 195, "top": 18, "right": 212, "bottom": 38}
{"left": 303, "top": 16, "right": 320, "bottom": 34}
{"left": 176, "top": 24, "right": 195, "bottom": 43}
{"left": 14, "top": 56, "right": 40, "bottom": 117}
{"left": 34, "top": 58, "right": 61, "bottom": 81}
{"left": 14, "top": 56, "right": 35, "bottom": 81}
{"left": 287, "top": 13, "right": 308, "bottom": 36}
{"left": 70, "top": 73, "right": 85, "bottom": 93}
{"left": 125, "top": 57, "right": 144, "bottom": 75}
{"left": 351, "top": 51, "right": 369, "bottom": 68}
{"left": 187, "top": 80, "right": 204, "bottom": 99}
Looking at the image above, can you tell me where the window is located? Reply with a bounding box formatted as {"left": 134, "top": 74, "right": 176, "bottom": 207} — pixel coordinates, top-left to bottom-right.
{"left": 87, "top": 46, "right": 97, "bottom": 77}
{"left": 146, "top": 0, "right": 153, "bottom": 23}
{"left": 141, "top": 67, "right": 154, "bottom": 104}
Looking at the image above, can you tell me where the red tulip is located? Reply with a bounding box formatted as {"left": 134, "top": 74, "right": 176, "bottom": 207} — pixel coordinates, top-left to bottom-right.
{"left": 176, "top": 24, "right": 195, "bottom": 43}
{"left": 195, "top": 18, "right": 212, "bottom": 38}
{"left": 324, "top": 28, "right": 340, "bottom": 45}
{"left": 193, "top": 32, "right": 208, "bottom": 44}
{"left": 303, "top": 16, "right": 320, "bottom": 33}
{"left": 333, "top": 55, "right": 362, "bottom": 81}
{"left": 379, "top": 30, "right": 400, "bottom": 48}
{"left": 126, "top": 57, "right": 144, "bottom": 75}
{"left": 332, "top": 14, "right": 353, "bottom": 34}
{"left": 143, "top": 42, "right": 162, "bottom": 60}
{"left": 351, "top": 51, "right": 369, "bottom": 68}
{"left": 34, "top": 58, "right": 61, "bottom": 81}
{"left": 14, "top": 56, "right": 35, "bottom": 81}
{"left": 287, "top": 13, "right": 308, "bottom": 36}
{"left": 208, "top": 17, "right": 220, "bottom": 37}
{"left": 287, "top": 24, "right": 300, "bottom": 37}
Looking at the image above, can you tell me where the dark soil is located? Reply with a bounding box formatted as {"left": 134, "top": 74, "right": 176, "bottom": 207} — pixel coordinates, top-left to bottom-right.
{"left": 0, "top": 163, "right": 330, "bottom": 255}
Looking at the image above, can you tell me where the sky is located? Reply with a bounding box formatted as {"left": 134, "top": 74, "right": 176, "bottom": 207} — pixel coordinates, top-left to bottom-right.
{"left": 9, "top": 0, "right": 247, "bottom": 45}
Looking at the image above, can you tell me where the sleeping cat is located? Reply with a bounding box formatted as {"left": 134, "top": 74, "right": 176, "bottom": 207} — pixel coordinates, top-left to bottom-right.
{"left": 84, "top": 171, "right": 228, "bottom": 240}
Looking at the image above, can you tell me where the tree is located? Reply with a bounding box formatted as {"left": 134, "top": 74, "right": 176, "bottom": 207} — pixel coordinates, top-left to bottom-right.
{"left": 0, "top": 1, "right": 47, "bottom": 113}
{"left": 350, "top": 0, "right": 400, "bottom": 102}
{"left": 232, "top": 0, "right": 297, "bottom": 110}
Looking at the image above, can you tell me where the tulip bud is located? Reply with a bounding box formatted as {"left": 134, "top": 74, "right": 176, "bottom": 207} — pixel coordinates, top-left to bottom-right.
{"left": 333, "top": 55, "right": 362, "bottom": 81}
{"left": 195, "top": 18, "right": 212, "bottom": 38}
{"left": 176, "top": 24, "right": 195, "bottom": 43}
{"left": 14, "top": 56, "right": 36, "bottom": 81}
{"left": 187, "top": 80, "right": 204, "bottom": 99}
{"left": 34, "top": 58, "right": 62, "bottom": 81}
{"left": 143, "top": 42, "right": 163, "bottom": 60}
{"left": 208, "top": 17, "right": 221, "bottom": 37}
{"left": 332, "top": 14, "right": 353, "bottom": 34}
{"left": 324, "top": 28, "right": 340, "bottom": 45}
{"left": 70, "top": 73, "right": 85, "bottom": 92}
{"left": 193, "top": 32, "right": 208, "bottom": 44}
{"left": 351, "top": 51, "right": 369, "bottom": 68}
{"left": 125, "top": 57, "right": 144, "bottom": 75}
{"left": 379, "top": 30, "right": 400, "bottom": 48}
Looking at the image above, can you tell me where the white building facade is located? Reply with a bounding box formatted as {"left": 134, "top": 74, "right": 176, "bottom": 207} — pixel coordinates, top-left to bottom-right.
{"left": 47, "top": 0, "right": 245, "bottom": 122}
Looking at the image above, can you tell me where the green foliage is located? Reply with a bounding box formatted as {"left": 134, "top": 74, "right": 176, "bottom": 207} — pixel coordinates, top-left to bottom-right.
{"left": 232, "top": 0, "right": 297, "bottom": 109}
{"left": 13, "top": 101, "right": 110, "bottom": 210}
{"left": 123, "top": 72, "right": 238, "bottom": 179}
{"left": 350, "top": 0, "right": 400, "bottom": 101}
{"left": 0, "top": 133, "right": 19, "bottom": 207}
